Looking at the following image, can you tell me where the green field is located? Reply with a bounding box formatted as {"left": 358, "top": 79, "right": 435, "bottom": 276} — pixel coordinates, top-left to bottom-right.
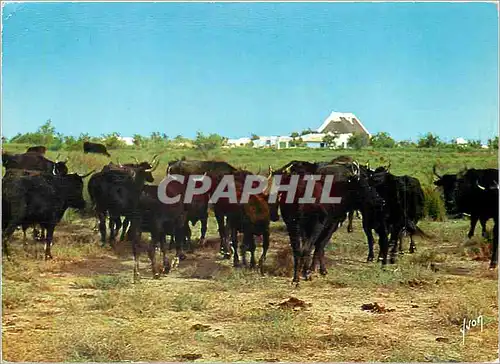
{"left": 2, "top": 145, "right": 499, "bottom": 362}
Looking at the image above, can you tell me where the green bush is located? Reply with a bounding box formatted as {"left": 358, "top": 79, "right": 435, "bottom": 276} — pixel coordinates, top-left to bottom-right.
{"left": 423, "top": 185, "right": 446, "bottom": 221}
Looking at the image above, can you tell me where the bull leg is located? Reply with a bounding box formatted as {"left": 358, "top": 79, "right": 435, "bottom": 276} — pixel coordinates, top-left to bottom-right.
{"left": 285, "top": 220, "right": 302, "bottom": 285}
{"left": 130, "top": 222, "right": 141, "bottom": 282}
{"left": 174, "top": 222, "right": 187, "bottom": 262}
{"left": 108, "top": 216, "right": 122, "bottom": 245}
{"left": 480, "top": 217, "right": 488, "bottom": 238}
{"left": 98, "top": 212, "right": 107, "bottom": 246}
{"left": 259, "top": 229, "right": 270, "bottom": 275}
{"left": 347, "top": 210, "right": 354, "bottom": 233}
{"left": 198, "top": 216, "right": 208, "bottom": 246}
{"left": 389, "top": 227, "right": 400, "bottom": 264}
{"left": 398, "top": 230, "right": 405, "bottom": 255}
{"left": 216, "top": 213, "right": 230, "bottom": 259}
{"left": 184, "top": 222, "right": 193, "bottom": 253}
{"left": 363, "top": 219, "right": 375, "bottom": 262}
{"left": 311, "top": 249, "right": 321, "bottom": 273}
{"left": 247, "top": 233, "right": 257, "bottom": 269}
{"left": 409, "top": 232, "right": 416, "bottom": 254}
{"left": 490, "top": 219, "right": 498, "bottom": 269}
{"left": 2, "top": 224, "right": 19, "bottom": 260}
{"left": 120, "top": 218, "right": 130, "bottom": 241}
{"left": 159, "top": 233, "right": 170, "bottom": 275}
{"left": 43, "top": 224, "right": 55, "bottom": 260}
{"left": 375, "top": 225, "right": 389, "bottom": 266}
{"left": 232, "top": 226, "right": 241, "bottom": 267}
{"left": 318, "top": 221, "right": 339, "bottom": 276}
{"left": 302, "top": 220, "right": 327, "bottom": 281}
{"left": 468, "top": 215, "right": 479, "bottom": 239}
{"left": 148, "top": 233, "right": 160, "bottom": 279}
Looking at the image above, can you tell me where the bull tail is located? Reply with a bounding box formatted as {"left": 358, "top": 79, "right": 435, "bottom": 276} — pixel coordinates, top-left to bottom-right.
{"left": 405, "top": 220, "right": 434, "bottom": 240}
{"left": 105, "top": 152, "right": 111, "bottom": 157}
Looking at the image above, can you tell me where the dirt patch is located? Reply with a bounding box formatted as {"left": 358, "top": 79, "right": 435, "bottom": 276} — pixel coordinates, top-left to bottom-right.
{"left": 361, "top": 302, "right": 395, "bottom": 314}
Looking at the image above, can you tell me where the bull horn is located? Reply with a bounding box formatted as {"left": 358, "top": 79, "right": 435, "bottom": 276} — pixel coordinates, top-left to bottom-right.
{"left": 432, "top": 164, "right": 442, "bottom": 179}
{"left": 55, "top": 153, "right": 61, "bottom": 163}
{"left": 132, "top": 156, "right": 140, "bottom": 164}
{"left": 149, "top": 154, "right": 159, "bottom": 166}
{"left": 79, "top": 169, "right": 95, "bottom": 178}
{"left": 52, "top": 165, "right": 57, "bottom": 175}
{"left": 268, "top": 165, "right": 274, "bottom": 176}
{"left": 257, "top": 166, "right": 262, "bottom": 175}
{"left": 354, "top": 160, "right": 360, "bottom": 177}
{"left": 476, "top": 182, "right": 486, "bottom": 191}
{"left": 145, "top": 158, "right": 160, "bottom": 173}
{"left": 386, "top": 162, "right": 391, "bottom": 171}
{"left": 64, "top": 156, "right": 69, "bottom": 163}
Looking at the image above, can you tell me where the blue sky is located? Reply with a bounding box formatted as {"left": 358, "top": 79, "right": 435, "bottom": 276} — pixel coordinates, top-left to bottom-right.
{"left": 2, "top": 2, "right": 498, "bottom": 142}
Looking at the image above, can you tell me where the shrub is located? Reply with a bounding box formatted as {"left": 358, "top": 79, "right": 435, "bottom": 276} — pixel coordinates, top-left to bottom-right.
{"left": 423, "top": 185, "right": 446, "bottom": 221}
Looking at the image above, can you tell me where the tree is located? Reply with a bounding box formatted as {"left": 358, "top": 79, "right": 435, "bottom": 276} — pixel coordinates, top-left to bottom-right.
{"left": 102, "top": 132, "right": 126, "bottom": 149}
{"left": 488, "top": 136, "right": 498, "bottom": 149}
{"left": 417, "top": 133, "right": 440, "bottom": 148}
{"left": 322, "top": 133, "right": 338, "bottom": 148}
{"left": 347, "top": 133, "right": 370, "bottom": 150}
{"left": 467, "top": 139, "right": 482, "bottom": 148}
{"left": 193, "top": 132, "right": 226, "bottom": 155}
{"left": 250, "top": 134, "right": 260, "bottom": 141}
{"left": 300, "top": 128, "right": 315, "bottom": 136}
{"left": 370, "top": 132, "right": 396, "bottom": 148}
{"left": 290, "top": 131, "right": 300, "bottom": 138}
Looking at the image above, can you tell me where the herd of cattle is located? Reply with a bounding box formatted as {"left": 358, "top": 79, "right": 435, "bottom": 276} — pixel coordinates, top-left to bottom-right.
{"left": 1, "top": 142, "right": 499, "bottom": 284}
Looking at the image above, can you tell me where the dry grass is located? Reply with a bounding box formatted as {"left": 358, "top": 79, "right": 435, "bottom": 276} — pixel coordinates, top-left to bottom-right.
{"left": 2, "top": 183, "right": 499, "bottom": 362}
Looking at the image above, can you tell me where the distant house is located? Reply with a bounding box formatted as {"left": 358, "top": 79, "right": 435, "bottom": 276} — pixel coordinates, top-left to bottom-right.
{"left": 301, "top": 111, "right": 371, "bottom": 149}
{"left": 454, "top": 137, "right": 467, "bottom": 145}
{"left": 301, "top": 132, "right": 352, "bottom": 149}
{"left": 227, "top": 137, "right": 252, "bottom": 147}
{"left": 227, "top": 111, "right": 370, "bottom": 150}
{"left": 119, "top": 136, "right": 135, "bottom": 146}
{"left": 227, "top": 135, "right": 293, "bottom": 149}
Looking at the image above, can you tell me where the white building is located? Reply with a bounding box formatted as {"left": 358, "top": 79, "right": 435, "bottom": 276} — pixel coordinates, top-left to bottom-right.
{"left": 226, "top": 111, "right": 370, "bottom": 150}
{"left": 301, "top": 111, "right": 371, "bottom": 149}
{"left": 119, "top": 136, "right": 135, "bottom": 146}
{"left": 227, "top": 137, "right": 252, "bottom": 147}
{"left": 227, "top": 135, "right": 293, "bottom": 149}
{"left": 454, "top": 137, "right": 467, "bottom": 145}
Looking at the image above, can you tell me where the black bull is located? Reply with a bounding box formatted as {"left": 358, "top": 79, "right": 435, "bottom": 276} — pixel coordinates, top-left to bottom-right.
{"left": 269, "top": 161, "right": 366, "bottom": 284}
{"left": 83, "top": 141, "right": 111, "bottom": 157}
{"left": 2, "top": 171, "right": 92, "bottom": 259}
{"left": 433, "top": 166, "right": 499, "bottom": 268}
